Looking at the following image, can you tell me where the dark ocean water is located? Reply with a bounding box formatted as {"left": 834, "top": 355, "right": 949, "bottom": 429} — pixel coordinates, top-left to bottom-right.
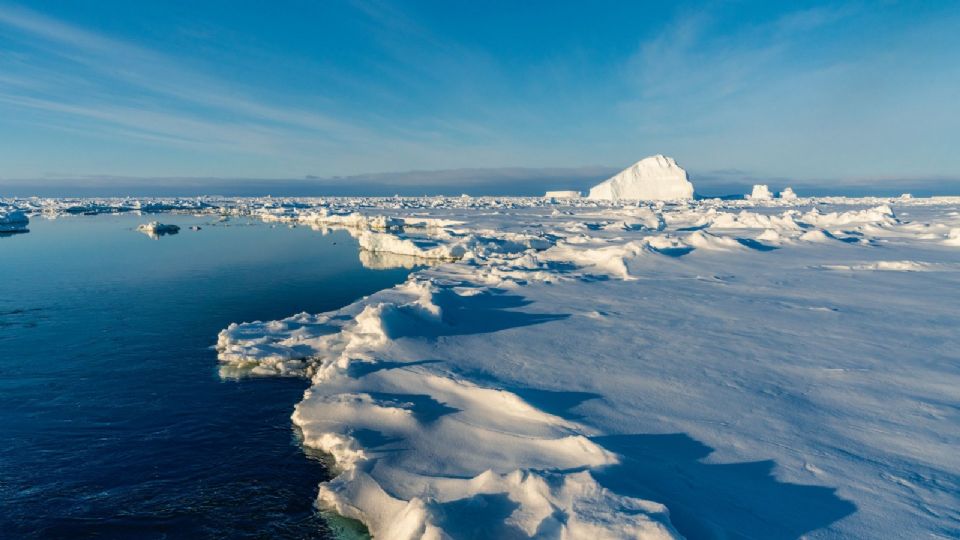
{"left": 0, "top": 214, "right": 412, "bottom": 539}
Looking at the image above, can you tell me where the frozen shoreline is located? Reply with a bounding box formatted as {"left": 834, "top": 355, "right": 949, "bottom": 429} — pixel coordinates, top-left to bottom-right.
{"left": 10, "top": 195, "right": 960, "bottom": 538}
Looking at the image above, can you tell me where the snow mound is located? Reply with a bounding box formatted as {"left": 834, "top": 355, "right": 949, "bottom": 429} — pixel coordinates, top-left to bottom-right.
{"left": 944, "top": 228, "right": 960, "bottom": 246}
{"left": 800, "top": 205, "right": 897, "bottom": 228}
{"left": 588, "top": 155, "right": 694, "bottom": 201}
{"left": 706, "top": 210, "right": 802, "bottom": 231}
{"left": 747, "top": 185, "right": 773, "bottom": 200}
{"left": 0, "top": 208, "right": 29, "bottom": 233}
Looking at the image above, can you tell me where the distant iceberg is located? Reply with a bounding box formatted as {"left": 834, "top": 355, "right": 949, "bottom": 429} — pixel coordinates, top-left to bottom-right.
{"left": 0, "top": 208, "right": 29, "bottom": 233}
{"left": 588, "top": 155, "right": 695, "bottom": 201}
{"left": 747, "top": 184, "right": 773, "bottom": 200}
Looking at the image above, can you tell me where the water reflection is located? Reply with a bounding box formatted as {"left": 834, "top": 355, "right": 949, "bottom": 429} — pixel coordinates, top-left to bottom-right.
{"left": 358, "top": 250, "right": 440, "bottom": 270}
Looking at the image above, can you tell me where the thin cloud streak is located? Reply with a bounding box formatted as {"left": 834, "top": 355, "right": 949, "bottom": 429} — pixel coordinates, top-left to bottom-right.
{"left": 0, "top": 3, "right": 491, "bottom": 171}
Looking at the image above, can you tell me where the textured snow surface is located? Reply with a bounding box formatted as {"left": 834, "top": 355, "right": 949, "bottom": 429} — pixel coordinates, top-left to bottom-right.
{"left": 7, "top": 193, "right": 960, "bottom": 539}
{"left": 587, "top": 155, "right": 694, "bottom": 201}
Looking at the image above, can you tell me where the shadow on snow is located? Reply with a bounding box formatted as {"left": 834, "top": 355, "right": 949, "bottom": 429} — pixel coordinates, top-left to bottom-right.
{"left": 592, "top": 433, "right": 857, "bottom": 540}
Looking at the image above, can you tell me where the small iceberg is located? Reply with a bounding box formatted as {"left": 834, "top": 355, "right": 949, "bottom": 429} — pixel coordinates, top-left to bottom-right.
{"left": 747, "top": 184, "right": 773, "bottom": 200}
{"left": 0, "top": 209, "right": 30, "bottom": 234}
{"left": 137, "top": 221, "right": 180, "bottom": 238}
{"left": 544, "top": 190, "right": 581, "bottom": 200}
{"left": 780, "top": 187, "right": 798, "bottom": 200}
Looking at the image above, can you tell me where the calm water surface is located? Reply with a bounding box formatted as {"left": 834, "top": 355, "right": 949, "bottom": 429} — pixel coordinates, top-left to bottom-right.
{"left": 0, "top": 214, "right": 413, "bottom": 539}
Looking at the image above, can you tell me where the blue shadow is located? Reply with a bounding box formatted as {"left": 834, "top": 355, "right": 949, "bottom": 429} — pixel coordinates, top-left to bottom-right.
{"left": 592, "top": 433, "right": 856, "bottom": 539}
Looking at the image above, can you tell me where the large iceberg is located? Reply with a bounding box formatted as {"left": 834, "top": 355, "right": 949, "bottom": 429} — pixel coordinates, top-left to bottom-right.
{"left": 588, "top": 155, "right": 695, "bottom": 201}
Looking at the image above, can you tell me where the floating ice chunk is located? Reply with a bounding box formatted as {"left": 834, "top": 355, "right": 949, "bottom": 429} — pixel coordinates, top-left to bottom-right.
{"left": 747, "top": 184, "right": 773, "bottom": 200}
{"left": 359, "top": 231, "right": 467, "bottom": 260}
{"left": 707, "top": 210, "right": 802, "bottom": 230}
{"left": 0, "top": 208, "right": 29, "bottom": 233}
{"left": 588, "top": 155, "right": 695, "bottom": 201}
{"left": 136, "top": 221, "right": 180, "bottom": 237}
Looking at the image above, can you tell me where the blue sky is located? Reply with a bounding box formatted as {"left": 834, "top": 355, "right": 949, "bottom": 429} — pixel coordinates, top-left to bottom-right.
{"left": 0, "top": 0, "right": 958, "bottom": 189}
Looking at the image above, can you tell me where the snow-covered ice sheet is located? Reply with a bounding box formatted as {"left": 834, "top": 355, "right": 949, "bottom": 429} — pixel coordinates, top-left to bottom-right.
{"left": 7, "top": 193, "right": 960, "bottom": 538}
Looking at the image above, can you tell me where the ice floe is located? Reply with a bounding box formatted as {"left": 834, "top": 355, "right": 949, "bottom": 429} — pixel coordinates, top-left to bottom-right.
{"left": 137, "top": 221, "right": 180, "bottom": 238}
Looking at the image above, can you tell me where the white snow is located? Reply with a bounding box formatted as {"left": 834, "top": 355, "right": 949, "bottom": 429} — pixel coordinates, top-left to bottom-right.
{"left": 6, "top": 192, "right": 960, "bottom": 539}
{"left": 587, "top": 155, "right": 694, "bottom": 201}
{"left": 945, "top": 228, "right": 960, "bottom": 246}
{"left": 545, "top": 190, "right": 581, "bottom": 199}
{"left": 780, "top": 187, "right": 798, "bottom": 200}
{"left": 747, "top": 184, "right": 773, "bottom": 200}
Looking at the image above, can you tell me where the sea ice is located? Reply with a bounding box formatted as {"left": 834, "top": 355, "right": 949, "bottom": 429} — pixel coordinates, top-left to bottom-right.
{"left": 747, "top": 184, "right": 773, "bottom": 200}
{"left": 8, "top": 191, "right": 959, "bottom": 538}
{"left": 136, "top": 221, "right": 180, "bottom": 238}
{"left": 0, "top": 208, "right": 29, "bottom": 233}
{"left": 780, "top": 187, "right": 798, "bottom": 200}
{"left": 544, "top": 190, "right": 581, "bottom": 199}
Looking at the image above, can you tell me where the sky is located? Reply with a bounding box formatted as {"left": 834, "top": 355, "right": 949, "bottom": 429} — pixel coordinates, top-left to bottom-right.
{"left": 0, "top": 0, "right": 959, "bottom": 194}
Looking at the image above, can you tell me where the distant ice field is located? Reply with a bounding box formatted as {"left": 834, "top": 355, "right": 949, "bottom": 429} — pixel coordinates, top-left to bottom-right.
{"left": 3, "top": 195, "right": 959, "bottom": 539}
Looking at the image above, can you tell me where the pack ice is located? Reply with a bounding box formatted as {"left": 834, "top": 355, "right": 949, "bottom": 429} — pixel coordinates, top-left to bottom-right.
{"left": 6, "top": 190, "right": 960, "bottom": 539}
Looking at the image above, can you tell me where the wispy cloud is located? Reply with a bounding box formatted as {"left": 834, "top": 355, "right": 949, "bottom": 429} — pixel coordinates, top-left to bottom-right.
{"left": 0, "top": 3, "right": 508, "bottom": 174}
{"left": 616, "top": 3, "right": 960, "bottom": 178}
